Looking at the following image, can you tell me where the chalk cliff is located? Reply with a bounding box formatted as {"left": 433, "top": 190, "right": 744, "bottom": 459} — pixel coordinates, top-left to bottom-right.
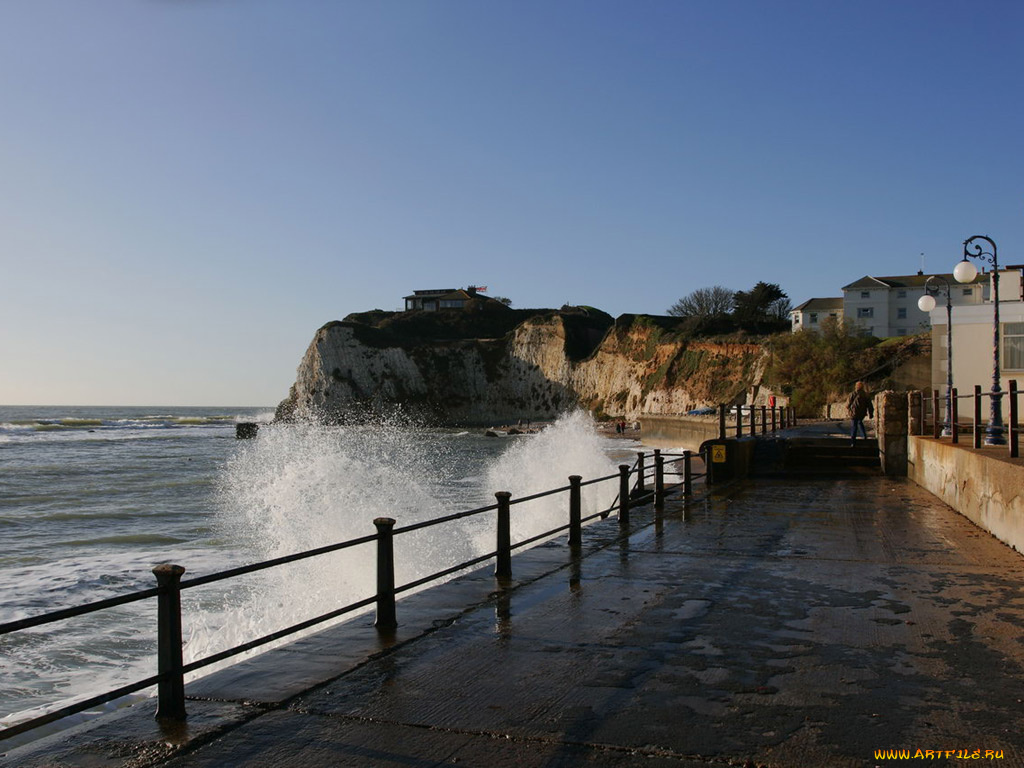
{"left": 276, "top": 311, "right": 772, "bottom": 424}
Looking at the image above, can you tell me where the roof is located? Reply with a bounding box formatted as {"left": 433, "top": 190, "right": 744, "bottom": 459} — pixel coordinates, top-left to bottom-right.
{"left": 791, "top": 297, "right": 843, "bottom": 312}
{"left": 842, "top": 272, "right": 987, "bottom": 291}
{"left": 403, "top": 289, "right": 457, "bottom": 300}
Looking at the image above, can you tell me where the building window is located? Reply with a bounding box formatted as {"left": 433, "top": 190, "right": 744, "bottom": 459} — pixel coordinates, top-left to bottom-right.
{"left": 810, "top": 313, "right": 818, "bottom": 324}
{"left": 897, "top": 290, "right": 907, "bottom": 298}
{"left": 897, "top": 328, "right": 907, "bottom": 335}
{"left": 857, "top": 307, "right": 873, "bottom": 318}
{"left": 963, "top": 288, "right": 973, "bottom": 296}
{"left": 897, "top": 307, "right": 907, "bottom": 319}
{"left": 861, "top": 291, "right": 870, "bottom": 299}
{"left": 1004, "top": 322, "right": 1024, "bottom": 370}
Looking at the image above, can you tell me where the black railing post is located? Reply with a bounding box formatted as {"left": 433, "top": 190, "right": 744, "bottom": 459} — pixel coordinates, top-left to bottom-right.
{"left": 974, "top": 385, "right": 983, "bottom": 449}
{"left": 933, "top": 390, "right": 942, "bottom": 439}
{"left": 748, "top": 406, "right": 756, "bottom": 437}
{"left": 495, "top": 491, "right": 512, "bottom": 580}
{"left": 153, "top": 563, "right": 187, "bottom": 721}
{"left": 792, "top": 407, "right": 798, "bottom": 426}
{"left": 951, "top": 388, "right": 959, "bottom": 444}
{"left": 771, "top": 406, "right": 777, "bottom": 433}
{"left": 373, "top": 517, "right": 397, "bottom": 631}
{"left": 618, "top": 465, "right": 630, "bottom": 528}
{"left": 735, "top": 404, "right": 742, "bottom": 437}
{"left": 718, "top": 404, "right": 726, "bottom": 440}
{"left": 683, "top": 450, "right": 693, "bottom": 497}
{"left": 760, "top": 405, "right": 767, "bottom": 435}
{"left": 654, "top": 451, "right": 665, "bottom": 511}
{"left": 568, "top": 476, "right": 582, "bottom": 549}
{"left": 636, "top": 452, "right": 646, "bottom": 493}
{"left": 1010, "top": 380, "right": 1019, "bottom": 459}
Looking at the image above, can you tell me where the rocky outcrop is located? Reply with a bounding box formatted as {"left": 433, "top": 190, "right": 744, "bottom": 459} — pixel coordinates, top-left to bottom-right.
{"left": 277, "top": 312, "right": 774, "bottom": 425}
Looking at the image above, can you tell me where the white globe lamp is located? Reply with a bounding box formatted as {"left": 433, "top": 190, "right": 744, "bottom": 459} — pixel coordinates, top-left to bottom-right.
{"left": 917, "top": 293, "right": 936, "bottom": 312}
{"left": 953, "top": 259, "right": 978, "bottom": 284}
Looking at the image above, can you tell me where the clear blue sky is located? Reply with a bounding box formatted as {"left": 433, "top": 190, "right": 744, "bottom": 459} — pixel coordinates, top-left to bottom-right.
{"left": 2, "top": 1, "right": 1021, "bottom": 406}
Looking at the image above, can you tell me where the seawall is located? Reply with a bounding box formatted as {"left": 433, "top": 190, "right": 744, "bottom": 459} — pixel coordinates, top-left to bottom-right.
{"left": 908, "top": 435, "right": 1024, "bottom": 553}
{"left": 637, "top": 414, "right": 721, "bottom": 451}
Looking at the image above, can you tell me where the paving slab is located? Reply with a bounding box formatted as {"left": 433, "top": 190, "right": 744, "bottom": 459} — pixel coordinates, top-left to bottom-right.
{"left": 7, "top": 475, "right": 1024, "bottom": 767}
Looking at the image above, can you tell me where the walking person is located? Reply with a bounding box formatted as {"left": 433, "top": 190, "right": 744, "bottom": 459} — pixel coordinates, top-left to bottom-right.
{"left": 847, "top": 381, "right": 874, "bottom": 445}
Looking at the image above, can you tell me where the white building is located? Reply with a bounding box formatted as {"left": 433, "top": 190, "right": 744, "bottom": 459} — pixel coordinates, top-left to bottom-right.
{"left": 841, "top": 272, "right": 989, "bottom": 338}
{"left": 921, "top": 269, "right": 1024, "bottom": 399}
{"left": 789, "top": 298, "right": 843, "bottom": 332}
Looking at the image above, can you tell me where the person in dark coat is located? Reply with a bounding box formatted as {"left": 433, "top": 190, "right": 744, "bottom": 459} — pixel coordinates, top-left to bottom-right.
{"left": 848, "top": 381, "right": 874, "bottom": 444}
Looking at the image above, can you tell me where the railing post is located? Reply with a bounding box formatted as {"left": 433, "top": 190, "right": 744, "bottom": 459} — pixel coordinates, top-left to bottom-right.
{"left": 748, "top": 406, "right": 756, "bottom": 437}
{"left": 373, "top": 517, "right": 397, "bottom": 631}
{"left": 153, "top": 563, "right": 187, "bottom": 721}
{"left": 735, "top": 404, "right": 742, "bottom": 437}
{"left": 932, "top": 390, "right": 942, "bottom": 439}
{"left": 771, "top": 406, "right": 777, "bottom": 433}
{"left": 920, "top": 391, "right": 927, "bottom": 437}
{"left": 636, "top": 451, "right": 646, "bottom": 493}
{"left": 495, "top": 492, "right": 512, "bottom": 580}
{"left": 760, "top": 405, "right": 767, "bottom": 435}
{"left": 683, "top": 450, "right": 693, "bottom": 497}
{"left": 792, "top": 407, "right": 798, "bottom": 426}
{"left": 974, "top": 385, "right": 983, "bottom": 449}
{"left": 568, "top": 476, "right": 582, "bottom": 549}
{"left": 618, "top": 465, "right": 630, "bottom": 528}
{"left": 951, "top": 387, "right": 959, "bottom": 444}
{"left": 1010, "top": 380, "right": 1019, "bottom": 459}
{"left": 718, "top": 404, "right": 726, "bottom": 440}
{"left": 654, "top": 451, "right": 665, "bottom": 511}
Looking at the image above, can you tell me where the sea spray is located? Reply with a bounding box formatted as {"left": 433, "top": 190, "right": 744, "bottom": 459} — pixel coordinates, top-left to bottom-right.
{"left": 483, "top": 411, "right": 620, "bottom": 546}
{"left": 186, "top": 411, "right": 620, "bottom": 671}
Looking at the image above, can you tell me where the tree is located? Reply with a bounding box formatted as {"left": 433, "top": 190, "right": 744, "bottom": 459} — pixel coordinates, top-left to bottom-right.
{"left": 667, "top": 286, "right": 734, "bottom": 317}
{"left": 492, "top": 296, "right": 512, "bottom": 306}
{"left": 732, "top": 282, "right": 791, "bottom": 332}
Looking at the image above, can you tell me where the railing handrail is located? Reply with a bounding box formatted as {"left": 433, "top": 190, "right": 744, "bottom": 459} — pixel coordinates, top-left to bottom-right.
{"left": 1, "top": 440, "right": 714, "bottom": 742}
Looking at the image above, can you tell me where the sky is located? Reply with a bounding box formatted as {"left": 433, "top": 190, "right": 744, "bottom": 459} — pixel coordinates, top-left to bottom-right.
{"left": 1, "top": 1, "right": 1022, "bottom": 406}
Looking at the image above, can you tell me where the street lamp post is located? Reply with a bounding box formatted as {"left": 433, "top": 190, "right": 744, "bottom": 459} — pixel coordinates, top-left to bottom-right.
{"left": 918, "top": 276, "right": 953, "bottom": 436}
{"left": 953, "top": 235, "right": 1005, "bottom": 445}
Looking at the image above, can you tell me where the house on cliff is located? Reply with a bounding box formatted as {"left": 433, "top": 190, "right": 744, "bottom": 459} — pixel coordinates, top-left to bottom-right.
{"left": 403, "top": 286, "right": 490, "bottom": 311}
{"left": 789, "top": 298, "right": 843, "bottom": 332}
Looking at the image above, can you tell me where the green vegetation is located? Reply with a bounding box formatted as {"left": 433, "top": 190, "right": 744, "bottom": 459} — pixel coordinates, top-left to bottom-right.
{"left": 666, "top": 282, "right": 791, "bottom": 335}
{"left": 768, "top": 318, "right": 928, "bottom": 415}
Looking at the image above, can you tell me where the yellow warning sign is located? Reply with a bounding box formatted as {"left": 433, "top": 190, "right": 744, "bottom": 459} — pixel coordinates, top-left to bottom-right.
{"left": 711, "top": 445, "right": 727, "bottom": 463}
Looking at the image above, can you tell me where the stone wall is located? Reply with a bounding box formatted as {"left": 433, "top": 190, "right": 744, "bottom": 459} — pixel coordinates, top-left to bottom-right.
{"left": 908, "top": 436, "right": 1024, "bottom": 554}
{"left": 637, "top": 415, "right": 723, "bottom": 451}
{"left": 875, "top": 390, "right": 909, "bottom": 476}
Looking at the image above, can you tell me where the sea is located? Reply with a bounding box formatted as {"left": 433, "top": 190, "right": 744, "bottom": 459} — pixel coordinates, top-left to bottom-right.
{"left": 0, "top": 405, "right": 640, "bottom": 747}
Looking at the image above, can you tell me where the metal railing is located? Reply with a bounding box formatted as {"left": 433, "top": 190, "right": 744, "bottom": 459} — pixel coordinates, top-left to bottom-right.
{"left": 918, "top": 380, "right": 1020, "bottom": 458}
{"left": 0, "top": 447, "right": 709, "bottom": 741}
{"left": 716, "top": 404, "right": 795, "bottom": 440}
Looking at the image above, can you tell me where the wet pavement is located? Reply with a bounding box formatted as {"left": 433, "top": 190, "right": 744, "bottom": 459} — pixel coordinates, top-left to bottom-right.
{"left": 7, "top": 470, "right": 1024, "bottom": 767}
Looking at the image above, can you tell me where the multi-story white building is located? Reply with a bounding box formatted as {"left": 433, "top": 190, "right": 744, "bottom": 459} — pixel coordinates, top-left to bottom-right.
{"left": 841, "top": 272, "right": 989, "bottom": 337}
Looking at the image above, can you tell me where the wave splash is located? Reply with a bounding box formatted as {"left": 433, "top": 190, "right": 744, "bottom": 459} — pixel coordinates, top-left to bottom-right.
{"left": 186, "top": 410, "right": 618, "bottom": 672}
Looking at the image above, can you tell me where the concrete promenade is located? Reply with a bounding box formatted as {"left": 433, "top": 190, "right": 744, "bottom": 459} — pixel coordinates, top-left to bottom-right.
{"left": 8, "top": 466, "right": 1024, "bottom": 766}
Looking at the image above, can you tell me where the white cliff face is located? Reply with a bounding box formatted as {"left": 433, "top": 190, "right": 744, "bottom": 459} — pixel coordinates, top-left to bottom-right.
{"left": 280, "top": 315, "right": 772, "bottom": 424}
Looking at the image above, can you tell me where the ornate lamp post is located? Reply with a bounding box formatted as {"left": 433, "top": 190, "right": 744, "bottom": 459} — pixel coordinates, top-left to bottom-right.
{"left": 918, "top": 276, "right": 953, "bottom": 436}
{"left": 953, "top": 235, "right": 1004, "bottom": 445}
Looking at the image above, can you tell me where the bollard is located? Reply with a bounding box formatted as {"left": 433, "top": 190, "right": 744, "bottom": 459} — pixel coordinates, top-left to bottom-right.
{"left": 374, "top": 518, "right": 397, "bottom": 631}
{"left": 761, "top": 405, "right": 767, "bottom": 435}
{"left": 1010, "top": 380, "right": 1019, "bottom": 459}
{"left": 951, "top": 388, "right": 959, "bottom": 444}
{"left": 618, "top": 465, "right": 630, "bottom": 528}
{"left": 153, "top": 564, "right": 187, "bottom": 721}
{"left": 974, "top": 386, "right": 982, "bottom": 449}
{"left": 683, "top": 450, "right": 692, "bottom": 497}
{"left": 495, "top": 492, "right": 512, "bottom": 580}
{"left": 636, "top": 452, "right": 646, "bottom": 493}
{"left": 568, "top": 476, "right": 582, "bottom": 549}
{"left": 718, "top": 404, "right": 726, "bottom": 440}
{"left": 654, "top": 450, "right": 665, "bottom": 511}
